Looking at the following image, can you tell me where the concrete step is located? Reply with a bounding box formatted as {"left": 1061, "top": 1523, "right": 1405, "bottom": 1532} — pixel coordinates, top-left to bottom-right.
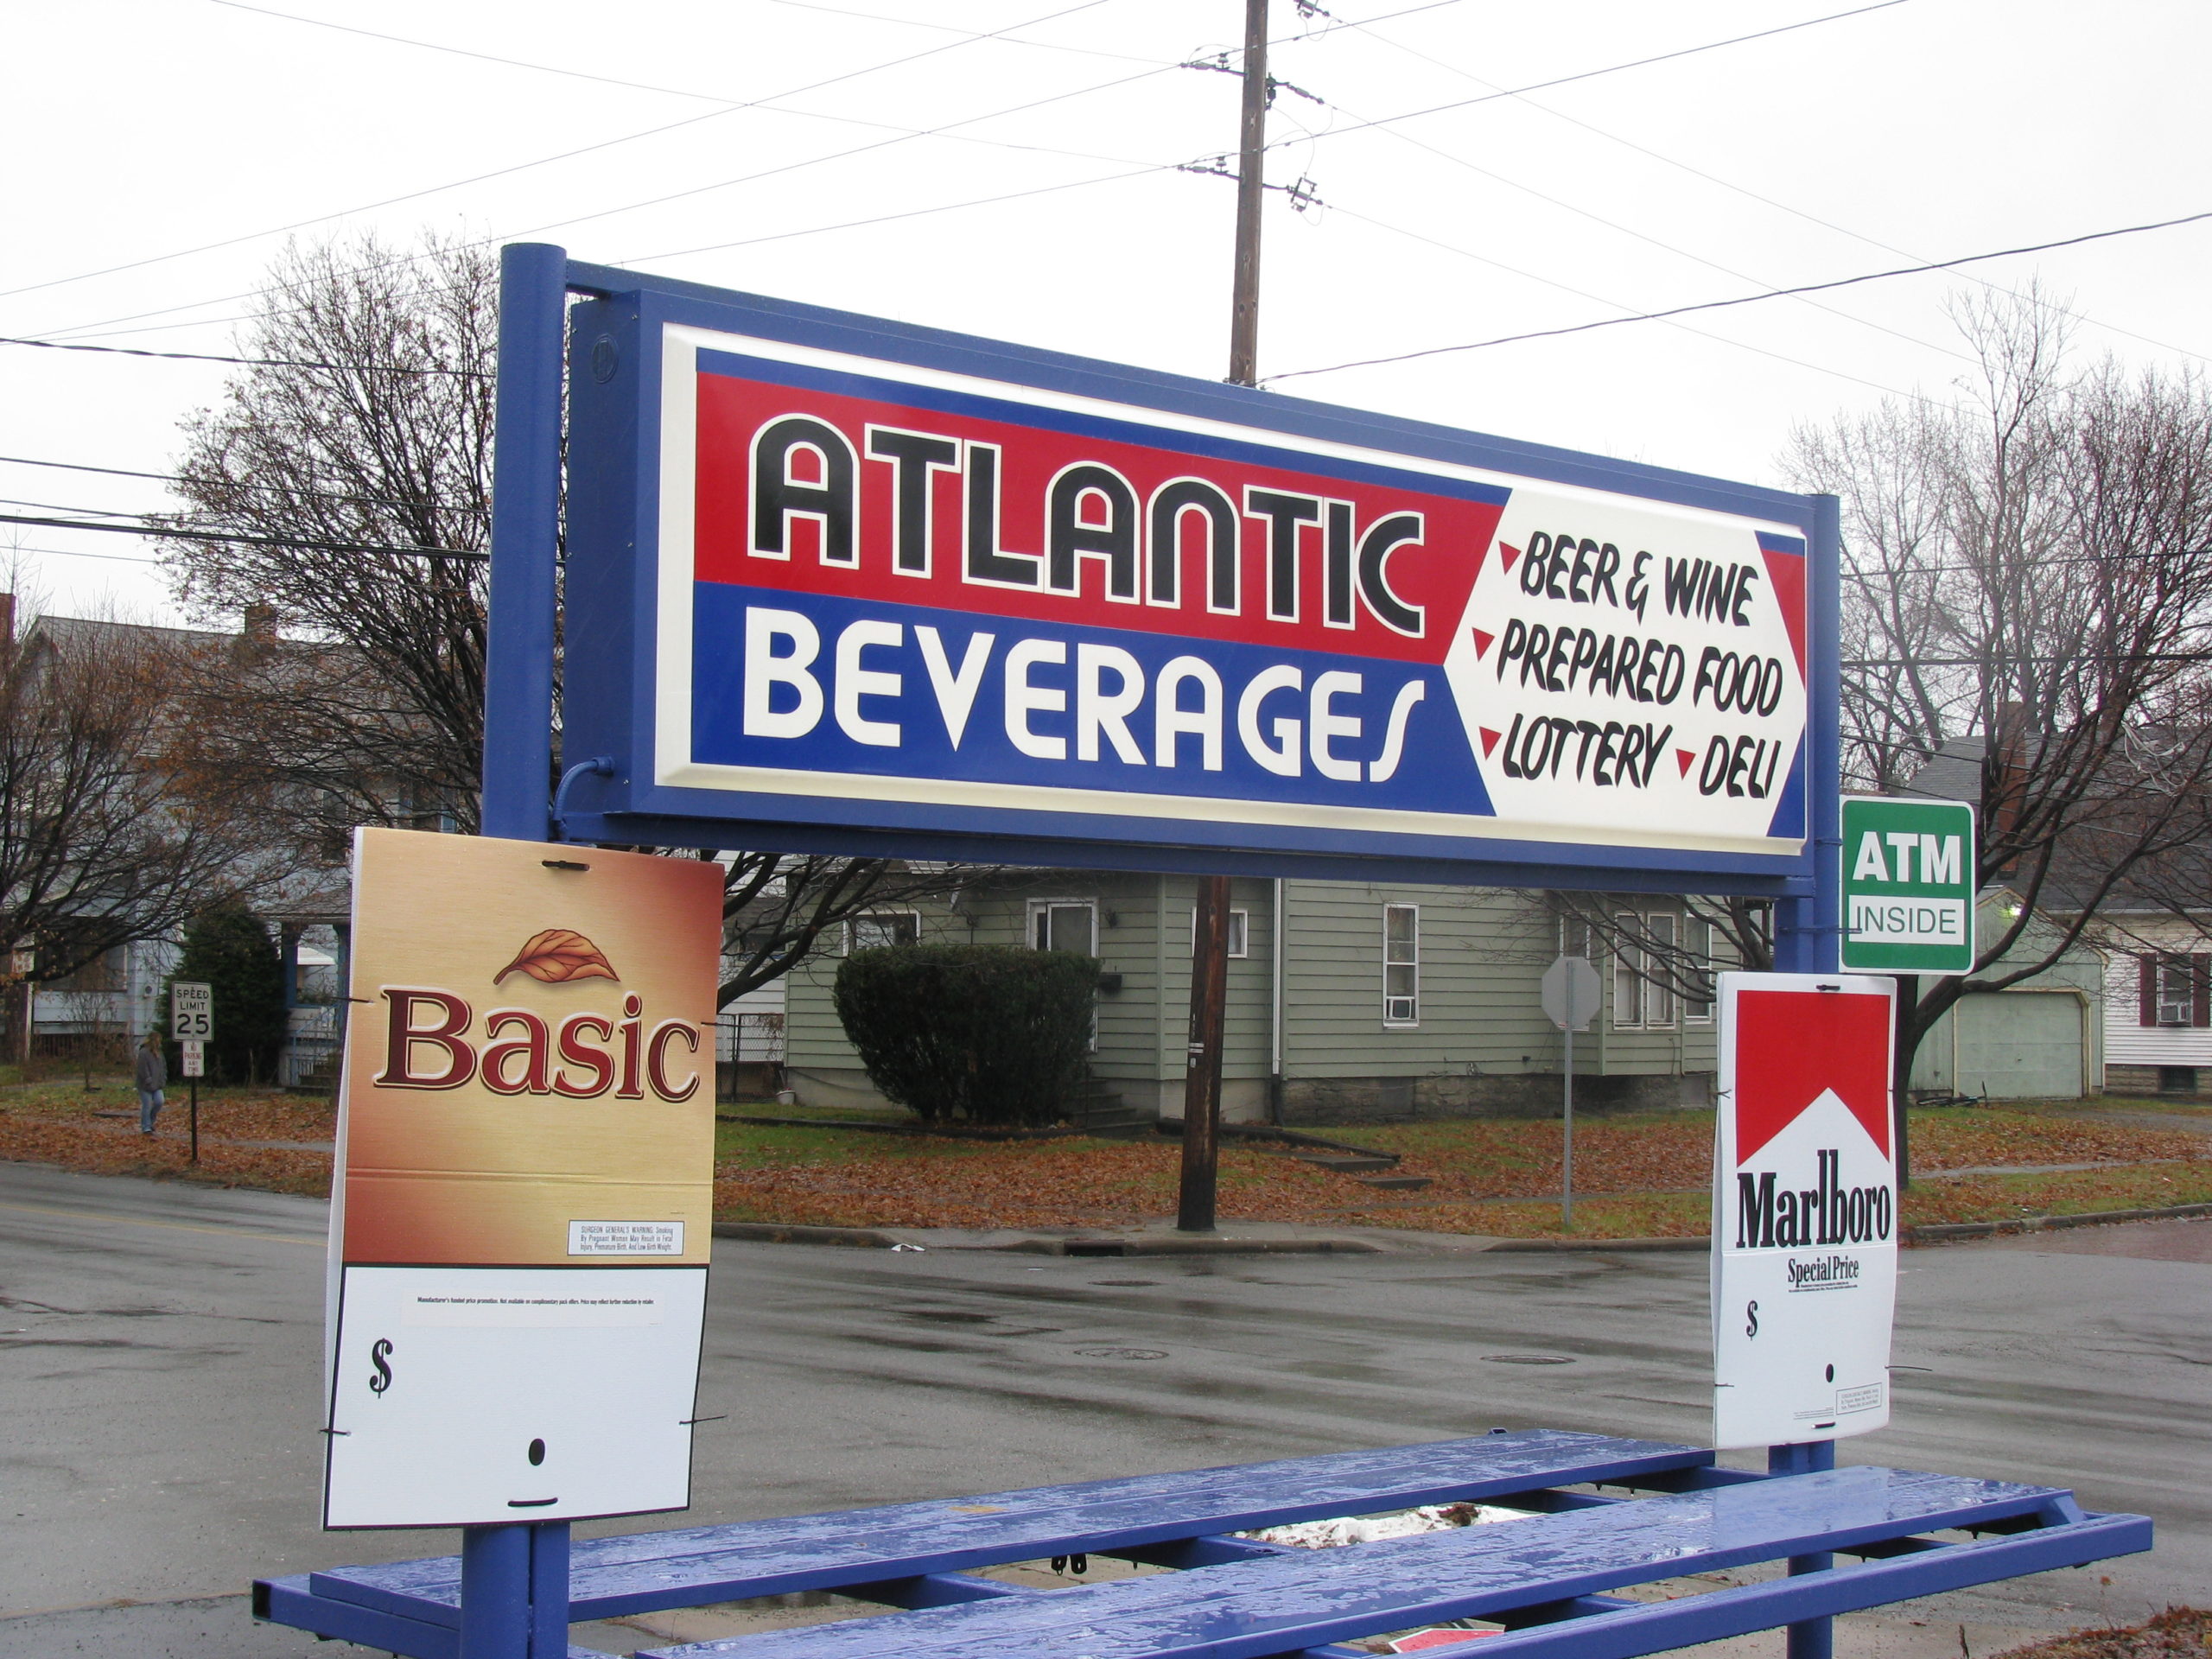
{"left": 1355, "top": 1173, "right": 1434, "bottom": 1192}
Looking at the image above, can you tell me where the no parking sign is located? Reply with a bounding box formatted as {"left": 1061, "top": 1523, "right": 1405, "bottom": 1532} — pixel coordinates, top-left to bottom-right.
{"left": 1713, "top": 973, "right": 1897, "bottom": 1448}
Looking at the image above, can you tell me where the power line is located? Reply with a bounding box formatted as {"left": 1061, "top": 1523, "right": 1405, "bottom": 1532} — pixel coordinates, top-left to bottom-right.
{"left": 0, "top": 334, "right": 483, "bottom": 376}
{"left": 0, "top": 453, "right": 483, "bottom": 518}
{"left": 3, "top": 0, "right": 1118, "bottom": 316}
{"left": 0, "top": 543, "right": 162, "bottom": 567}
{"left": 1326, "top": 202, "right": 1967, "bottom": 411}
{"left": 1325, "top": 7, "right": 2212, "bottom": 371}
{"left": 0, "top": 513, "right": 486, "bottom": 562}
{"left": 19, "top": 0, "right": 1834, "bottom": 354}
{"left": 1274, "top": 1, "right": 1910, "bottom": 155}
{"left": 1268, "top": 207, "right": 2212, "bottom": 383}
{"left": 1307, "top": 89, "right": 1975, "bottom": 370}
{"left": 620, "top": 163, "right": 1170, "bottom": 267}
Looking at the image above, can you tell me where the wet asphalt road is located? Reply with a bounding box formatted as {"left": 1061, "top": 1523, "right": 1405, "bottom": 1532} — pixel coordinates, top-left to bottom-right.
{"left": 0, "top": 1160, "right": 2203, "bottom": 1655}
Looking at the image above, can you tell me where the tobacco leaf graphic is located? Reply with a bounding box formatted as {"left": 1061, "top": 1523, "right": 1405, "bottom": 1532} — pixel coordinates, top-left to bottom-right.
{"left": 494, "top": 929, "right": 619, "bottom": 984}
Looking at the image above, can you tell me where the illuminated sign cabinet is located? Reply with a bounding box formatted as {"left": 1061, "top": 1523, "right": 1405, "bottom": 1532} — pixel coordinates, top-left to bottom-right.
{"left": 557, "top": 283, "right": 1827, "bottom": 891}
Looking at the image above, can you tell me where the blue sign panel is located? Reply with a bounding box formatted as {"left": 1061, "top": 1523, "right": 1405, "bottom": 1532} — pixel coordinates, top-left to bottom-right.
{"left": 556, "top": 264, "right": 1830, "bottom": 891}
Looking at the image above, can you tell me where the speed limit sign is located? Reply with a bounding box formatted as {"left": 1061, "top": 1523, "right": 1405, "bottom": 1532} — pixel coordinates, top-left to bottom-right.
{"left": 171, "top": 982, "right": 213, "bottom": 1041}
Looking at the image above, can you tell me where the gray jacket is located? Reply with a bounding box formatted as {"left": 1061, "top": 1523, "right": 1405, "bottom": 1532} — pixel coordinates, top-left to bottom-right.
{"left": 136, "top": 1044, "right": 168, "bottom": 1092}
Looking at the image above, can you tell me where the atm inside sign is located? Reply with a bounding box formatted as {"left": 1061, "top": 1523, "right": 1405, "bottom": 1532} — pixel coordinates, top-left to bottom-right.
{"left": 1840, "top": 797, "right": 1975, "bottom": 973}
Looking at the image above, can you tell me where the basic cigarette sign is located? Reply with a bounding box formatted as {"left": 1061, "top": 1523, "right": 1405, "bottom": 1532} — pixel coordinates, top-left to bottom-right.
{"left": 561, "top": 313, "right": 1815, "bottom": 877}
{"left": 1712, "top": 973, "right": 1898, "bottom": 1449}
{"left": 322, "top": 829, "right": 721, "bottom": 1529}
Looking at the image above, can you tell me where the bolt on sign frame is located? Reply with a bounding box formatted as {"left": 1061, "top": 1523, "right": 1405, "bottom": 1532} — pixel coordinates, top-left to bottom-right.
{"left": 456, "top": 244, "right": 1847, "bottom": 1659}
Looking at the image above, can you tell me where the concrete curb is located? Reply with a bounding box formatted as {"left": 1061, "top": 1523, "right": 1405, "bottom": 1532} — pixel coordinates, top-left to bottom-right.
{"left": 712, "top": 1200, "right": 2212, "bottom": 1255}
{"left": 1902, "top": 1200, "right": 2212, "bottom": 1243}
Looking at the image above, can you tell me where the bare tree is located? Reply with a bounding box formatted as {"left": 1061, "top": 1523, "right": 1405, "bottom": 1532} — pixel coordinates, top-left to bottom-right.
{"left": 0, "top": 608, "right": 278, "bottom": 1025}
{"left": 162, "top": 231, "right": 979, "bottom": 1006}
{"left": 164, "top": 232, "right": 496, "bottom": 836}
{"left": 1788, "top": 287, "right": 2212, "bottom": 1111}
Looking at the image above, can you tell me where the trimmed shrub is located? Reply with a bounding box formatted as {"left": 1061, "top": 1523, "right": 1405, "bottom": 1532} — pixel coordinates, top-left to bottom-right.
{"left": 833, "top": 944, "right": 1098, "bottom": 1128}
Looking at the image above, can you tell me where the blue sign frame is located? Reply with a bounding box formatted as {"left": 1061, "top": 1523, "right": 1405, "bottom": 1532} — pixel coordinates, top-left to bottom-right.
{"left": 485, "top": 245, "right": 1840, "bottom": 918}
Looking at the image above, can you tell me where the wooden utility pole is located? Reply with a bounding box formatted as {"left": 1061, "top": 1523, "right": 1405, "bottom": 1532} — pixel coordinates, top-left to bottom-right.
{"left": 1179, "top": 0, "right": 1269, "bottom": 1233}
{"left": 1227, "top": 0, "right": 1270, "bottom": 387}
{"left": 1178, "top": 874, "right": 1233, "bottom": 1230}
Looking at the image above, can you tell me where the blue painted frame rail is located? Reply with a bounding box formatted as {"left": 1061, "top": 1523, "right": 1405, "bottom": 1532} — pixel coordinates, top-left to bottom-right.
{"left": 253, "top": 1430, "right": 2146, "bottom": 1659}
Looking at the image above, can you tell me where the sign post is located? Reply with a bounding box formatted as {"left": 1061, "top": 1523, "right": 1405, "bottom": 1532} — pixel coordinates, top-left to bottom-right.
{"left": 171, "top": 981, "right": 212, "bottom": 1165}
{"left": 1715, "top": 971, "right": 1897, "bottom": 1659}
{"left": 1540, "top": 956, "right": 1601, "bottom": 1226}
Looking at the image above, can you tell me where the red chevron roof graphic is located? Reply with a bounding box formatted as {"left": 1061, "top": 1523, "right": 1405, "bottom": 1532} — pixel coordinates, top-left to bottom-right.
{"left": 1733, "top": 988, "right": 1891, "bottom": 1162}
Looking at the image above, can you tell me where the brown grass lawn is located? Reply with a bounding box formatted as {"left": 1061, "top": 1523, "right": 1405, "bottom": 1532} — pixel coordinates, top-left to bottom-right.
{"left": 4, "top": 1078, "right": 2206, "bottom": 1240}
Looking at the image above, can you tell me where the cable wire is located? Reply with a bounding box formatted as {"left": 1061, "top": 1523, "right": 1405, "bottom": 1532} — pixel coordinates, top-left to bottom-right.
{"left": 1268, "top": 207, "right": 2212, "bottom": 383}
{"left": 0, "top": 513, "right": 486, "bottom": 562}
{"left": 1, "top": 0, "right": 1116, "bottom": 312}
{"left": 1323, "top": 6, "right": 2212, "bottom": 370}
{"left": 0, "top": 334, "right": 483, "bottom": 376}
{"left": 1268, "top": 1, "right": 1910, "bottom": 154}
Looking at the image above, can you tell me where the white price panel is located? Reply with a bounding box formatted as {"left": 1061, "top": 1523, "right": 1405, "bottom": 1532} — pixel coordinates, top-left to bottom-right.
{"left": 171, "top": 981, "right": 213, "bottom": 1041}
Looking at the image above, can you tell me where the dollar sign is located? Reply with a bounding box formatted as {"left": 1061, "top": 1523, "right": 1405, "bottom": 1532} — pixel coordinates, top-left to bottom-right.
{"left": 368, "top": 1338, "right": 393, "bottom": 1395}
{"left": 1745, "top": 1300, "right": 1759, "bottom": 1339}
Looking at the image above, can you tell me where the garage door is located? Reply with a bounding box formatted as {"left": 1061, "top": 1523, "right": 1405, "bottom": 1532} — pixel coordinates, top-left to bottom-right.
{"left": 1953, "top": 993, "right": 2083, "bottom": 1100}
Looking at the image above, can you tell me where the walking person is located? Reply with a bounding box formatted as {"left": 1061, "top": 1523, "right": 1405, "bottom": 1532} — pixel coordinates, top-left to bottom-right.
{"left": 136, "top": 1030, "right": 168, "bottom": 1135}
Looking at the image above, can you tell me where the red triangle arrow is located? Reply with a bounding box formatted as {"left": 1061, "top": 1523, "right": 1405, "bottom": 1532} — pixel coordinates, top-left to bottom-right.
{"left": 1478, "top": 727, "right": 1502, "bottom": 758}
{"left": 1676, "top": 748, "right": 1697, "bottom": 778}
{"left": 1471, "top": 628, "right": 1494, "bottom": 658}
{"left": 1498, "top": 543, "right": 1522, "bottom": 574}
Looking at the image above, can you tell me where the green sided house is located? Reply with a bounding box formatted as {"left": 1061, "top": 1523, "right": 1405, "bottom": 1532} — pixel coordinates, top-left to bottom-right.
{"left": 780, "top": 870, "right": 2108, "bottom": 1123}
{"left": 781, "top": 873, "right": 1731, "bottom": 1126}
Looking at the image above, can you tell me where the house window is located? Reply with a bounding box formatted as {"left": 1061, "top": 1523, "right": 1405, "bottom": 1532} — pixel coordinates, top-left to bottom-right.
{"left": 1383, "top": 904, "right": 1419, "bottom": 1025}
{"left": 1612, "top": 913, "right": 1643, "bottom": 1028}
{"left": 845, "top": 911, "right": 919, "bottom": 953}
{"left": 1683, "top": 917, "right": 1715, "bottom": 1024}
{"left": 2141, "top": 953, "right": 2205, "bottom": 1027}
{"left": 1559, "top": 915, "right": 1593, "bottom": 959}
{"left": 1188, "top": 909, "right": 1249, "bottom": 958}
{"left": 1029, "top": 900, "right": 1096, "bottom": 955}
{"left": 1612, "top": 912, "right": 1679, "bottom": 1030}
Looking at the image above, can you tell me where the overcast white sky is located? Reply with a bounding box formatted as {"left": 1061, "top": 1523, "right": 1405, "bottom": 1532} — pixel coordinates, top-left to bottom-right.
{"left": 4, "top": 0, "right": 2209, "bottom": 622}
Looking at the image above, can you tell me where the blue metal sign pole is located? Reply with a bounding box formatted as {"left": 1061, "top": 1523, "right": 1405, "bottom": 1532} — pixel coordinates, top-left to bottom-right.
{"left": 1764, "top": 490, "right": 1844, "bottom": 1659}
{"left": 465, "top": 239, "right": 574, "bottom": 1659}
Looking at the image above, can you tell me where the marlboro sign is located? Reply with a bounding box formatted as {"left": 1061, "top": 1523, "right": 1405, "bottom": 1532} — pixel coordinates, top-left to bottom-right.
{"left": 322, "top": 829, "right": 722, "bottom": 1529}
{"left": 1712, "top": 972, "right": 1898, "bottom": 1448}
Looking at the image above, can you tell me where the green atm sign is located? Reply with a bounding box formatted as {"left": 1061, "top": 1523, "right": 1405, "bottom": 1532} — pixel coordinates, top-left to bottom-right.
{"left": 1840, "top": 796, "right": 1977, "bottom": 974}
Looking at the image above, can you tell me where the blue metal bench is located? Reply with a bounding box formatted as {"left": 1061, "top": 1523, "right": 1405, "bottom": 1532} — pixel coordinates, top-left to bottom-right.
{"left": 252, "top": 1429, "right": 2147, "bottom": 1659}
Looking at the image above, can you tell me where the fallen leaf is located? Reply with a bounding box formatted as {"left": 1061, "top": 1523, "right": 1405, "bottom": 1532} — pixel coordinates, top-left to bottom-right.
{"left": 494, "top": 929, "right": 619, "bottom": 984}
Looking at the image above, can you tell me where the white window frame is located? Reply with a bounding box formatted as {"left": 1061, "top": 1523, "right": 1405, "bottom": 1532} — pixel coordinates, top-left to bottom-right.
{"left": 843, "top": 910, "right": 921, "bottom": 954}
{"left": 1611, "top": 912, "right": 1644, "bottom": 1029}
{"left": 1611, "top": 911, "right": 1681, "bottom": 1031}
{"left": 1027, "top": 899, "right": 1097, "bottom": 956}
{"left": 1188, "top": 908, "right": 1249, "bottom": 958}
{"left": 1682, "top": 915, "right": 1715, "bottom": 1025}
{"left": 1643, "top": 912, "right": 1677, "bottom": 1028}
{"left": 1383, "top": 903, "right": 1419, "bottom": 1027}
{"left": 2157, "top": 956, "right": 2195, "bottom": 1027}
